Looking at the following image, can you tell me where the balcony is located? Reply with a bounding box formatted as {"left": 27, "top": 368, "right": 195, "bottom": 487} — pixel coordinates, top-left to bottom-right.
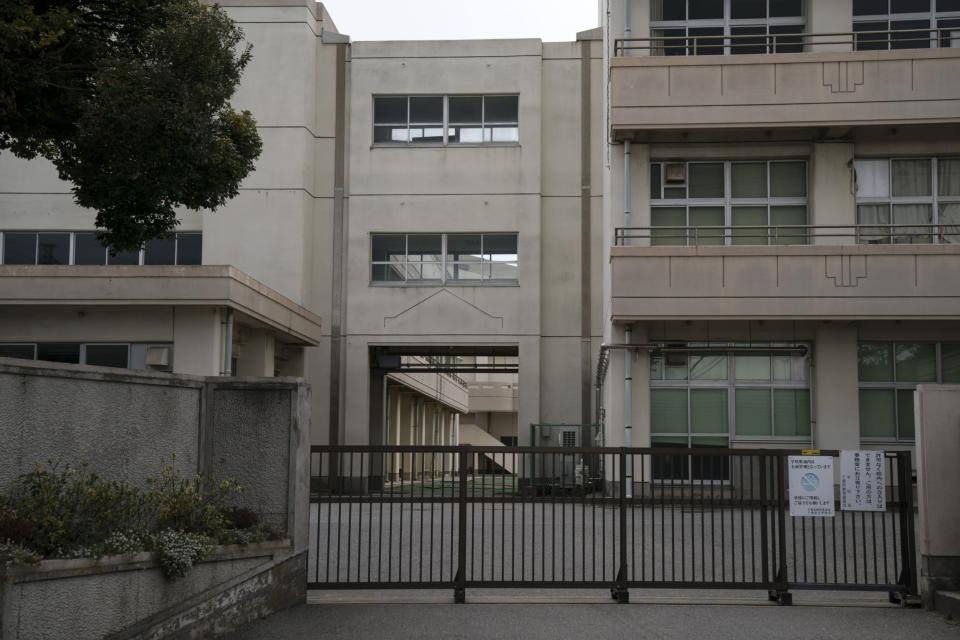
{"left": 610, "top": 30, "right": 960, "bottom": 135}
{"left": 609, "top": 225, "right": 960, "bottom": 321}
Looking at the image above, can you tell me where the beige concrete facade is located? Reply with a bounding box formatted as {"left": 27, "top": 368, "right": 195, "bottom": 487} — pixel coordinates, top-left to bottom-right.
{"left": 4, "top": 0, "right": 959, "bottom": 457}
{"left": 600, "top": 0, "right": 960, "bottom": 455}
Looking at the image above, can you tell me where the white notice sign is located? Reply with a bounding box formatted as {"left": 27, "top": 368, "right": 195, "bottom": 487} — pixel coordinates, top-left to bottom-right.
{"left": 788, "top": 456, "right": 835, "bottom": 517}
{"left": 840, "top": 450, "right": 886, "bottom": 512}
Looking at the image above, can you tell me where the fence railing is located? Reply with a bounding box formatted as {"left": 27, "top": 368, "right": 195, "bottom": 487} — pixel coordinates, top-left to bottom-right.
{"left": 308, "top": 445, "right": 917, "bottom": 604}
{"left": 614, "top": 224, "right": 960, "bottom": 246}
{"left": 615, "top": 28, "right": 960, "bottom": 57}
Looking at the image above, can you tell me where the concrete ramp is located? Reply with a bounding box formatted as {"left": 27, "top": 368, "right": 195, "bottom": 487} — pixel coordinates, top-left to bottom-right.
{"left": 458, "top": 423, "right": 515, "bottom": 474}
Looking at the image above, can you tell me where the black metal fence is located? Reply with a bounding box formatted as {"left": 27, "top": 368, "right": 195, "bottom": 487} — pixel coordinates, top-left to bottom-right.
{"left": 308, "top": 446, "right": 917, "bottom": 604}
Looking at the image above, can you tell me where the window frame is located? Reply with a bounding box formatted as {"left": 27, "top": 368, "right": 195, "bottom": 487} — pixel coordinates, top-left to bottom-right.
{"left": 650, "top": 159, "right": 809, "bottom": 245}
{"left": 857, "top": 340, "right": 957, "bottom": 443}
{"left": 0, "top": 231, "right": 202, "bottom": 265}
{"left": 0, "top": 342, "right": 173, "bottom": 371}
{"left": 854, "top": 156, "right": 960, "bottom": 243}
{"left": 650, "top": 0, "right": 806, "bottom": 56}
{"left": 853, "top": 1, "right": 960, "bottom": 51}
{"left": 649, "top": 343, "right": 812, "bottom": 445}
{"left": 370, "top": 232, "right": 519, "bottom": 286}
{"left": 372, "top": 94, "right": 520, "bottom": 147}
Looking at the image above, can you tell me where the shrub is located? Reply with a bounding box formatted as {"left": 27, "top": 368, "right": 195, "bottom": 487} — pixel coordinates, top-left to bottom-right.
{"left": 2, "top": 462, "right": 151, "bottom": 558}
{"left": 152, "top": 530, "right": 215, "bottom": 579}
{"left": 145, "top": 461, "right": 244, "bottom": 540}
{"left": 225, "top": 507, "right": 259, "bottom": 530}
{"left": 0, "top": 541, "right": 41, "bottom": 568}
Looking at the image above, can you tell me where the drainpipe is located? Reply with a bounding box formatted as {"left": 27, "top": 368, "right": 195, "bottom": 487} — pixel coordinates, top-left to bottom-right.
{"left": 624, "top": 326, "right": 633, "bottom": 498}
{"left": 222, "top": 307, "right": 234, "bottom": 376}
{"left": 623, "top": 140, "right": 632, "bottom": 242}
{"left": 624, "top": 0, "right": 632, "bottom": 48}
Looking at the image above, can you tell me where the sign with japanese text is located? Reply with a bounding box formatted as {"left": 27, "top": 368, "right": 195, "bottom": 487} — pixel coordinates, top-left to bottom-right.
{"left": 840, "top": 450, "right": 886, "bottom": 512}
{"left": 788, "top": 456, "right": 835, "bottom": 517}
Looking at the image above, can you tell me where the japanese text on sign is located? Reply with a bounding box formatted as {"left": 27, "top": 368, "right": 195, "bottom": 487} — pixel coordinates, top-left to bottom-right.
{"left": 840, "top": 450, "right": 886, "bottom": 512}
{"left": 788, "top": 456, "right": 835, "bottom": 517}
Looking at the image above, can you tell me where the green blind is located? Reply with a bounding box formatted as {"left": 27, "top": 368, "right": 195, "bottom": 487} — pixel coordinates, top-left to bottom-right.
{"left": 651, "top": 389, "right": 688, "bottom": 434}
{"left": 859, "top": 389, "right": 897, "bottom": 438}
{"left": 773, "top": 389, "right": 811, "bottom": 437}
{"left": 735, "top": 389, "right": 771, "bottom": 436}
{"left": 692, "top": 389, "right": 728, "bottom": 434}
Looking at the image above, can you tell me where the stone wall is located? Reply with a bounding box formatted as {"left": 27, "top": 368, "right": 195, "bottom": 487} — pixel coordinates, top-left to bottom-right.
{"left": 0, "top": 357, "right": 311, "bottom": 637}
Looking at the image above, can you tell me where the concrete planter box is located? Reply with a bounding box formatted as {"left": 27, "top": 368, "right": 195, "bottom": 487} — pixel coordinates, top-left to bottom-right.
{"left": 0, "top": 540, "right": 305, "bottom": 640}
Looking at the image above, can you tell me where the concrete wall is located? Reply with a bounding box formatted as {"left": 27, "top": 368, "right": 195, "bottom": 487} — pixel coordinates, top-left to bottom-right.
{"left": 915, "top": 384, "right": 960, "bottom": 600}
{"left": 0, "top": 358, "right": 310, "bottom": 552}
{"left": 0, "top": 358, "right": 311, "bottom": 638}
{"left": 0, "top": 543, "right": 302, "bottom": 640}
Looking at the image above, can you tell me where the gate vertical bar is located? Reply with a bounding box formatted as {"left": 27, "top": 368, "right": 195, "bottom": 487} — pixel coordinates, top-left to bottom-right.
{"left": 775, "top": 454, "right": 792, "bottom": 605}
{"left": 455, "top": 445, "right": 468, "bottom": 603}
{"left": 616, "top": 449, "right": 629, "bottom": 603}
{"left": 896, "top": 451, "right": 918, "bottom": 599}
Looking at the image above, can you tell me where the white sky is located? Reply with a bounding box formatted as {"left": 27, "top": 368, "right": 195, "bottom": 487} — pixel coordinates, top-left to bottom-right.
{"left": 320, "top": 0, "right": 600, "bottom": 42}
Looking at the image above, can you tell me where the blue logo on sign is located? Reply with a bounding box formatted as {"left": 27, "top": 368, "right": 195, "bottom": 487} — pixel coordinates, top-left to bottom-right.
{"left": 801, "top": 473, "right": 819, "bottom": 492}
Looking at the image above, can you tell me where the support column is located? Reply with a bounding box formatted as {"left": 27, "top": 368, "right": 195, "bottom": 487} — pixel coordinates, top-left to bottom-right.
{"left": 235, "top": 330, "right": 276, "bottom": 377}
{"left": 808, "top": 0, "right": 853, "bottom": 53}
{"left": 814, "top": 324, "right": 861, "bottom": 451}
{"left": 172, "top": 307, "right": 221, "bottom": 376}
{"left": 811, "top": 143, "right": 856, "bottom": 244}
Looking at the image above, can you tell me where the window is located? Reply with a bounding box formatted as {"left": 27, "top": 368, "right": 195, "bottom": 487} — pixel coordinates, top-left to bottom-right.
{"left": 854, "top": 0, "right": 960, "bottom": 50}
{"left": 371, "top": 233, "right": 518, "bottom": 285}
{"left": 650, "top": 344, "right": 810, "bottom": 479}
{"left": 858, "top": 341, "right": 960, "bottom": 441}
{"left": 854, "top": 158, "right": 960, "bottom": 243}
{"left": 650, "top": 160, "right": 807, "bottom": 245}
{"left": 373, "top": 95, "right": 519, "bottom": 145}
{"left": 0, "top": 342, "right": 171, "bottom": 370}
{"left": 0, "top": 231, "right": 202, "bottom": 265}
{"left": 650, "top": 0, "right": 805, "bottom": 56}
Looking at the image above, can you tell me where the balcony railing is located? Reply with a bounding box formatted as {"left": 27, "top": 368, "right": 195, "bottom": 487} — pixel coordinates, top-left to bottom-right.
{"left": 614, "top": 28, "right": 960, "bottom": 57}
{"left": 614, "top": 224, "right": 960, "bottom": 247}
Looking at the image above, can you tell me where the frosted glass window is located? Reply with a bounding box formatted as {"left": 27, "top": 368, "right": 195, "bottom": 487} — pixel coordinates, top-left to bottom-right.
{"left": 689, "top": 207, "right": 724, "bottom": 245}
{"left": 651, "top": 390, "right": 688, "bottom": 434}
{"left": 688, "top": 163, "right": 725, "bottom": 198}
{"left": 855, "top": 160, "right": 890, "bottom": 198}
{"left": 735, "top": 390, "right": 771, "bottom": 436}
{"left": 894, "top": 343, "right": 937, "bottom": 382}
{"left": 691, "top": 390, "right": 728, "bottom": 433}
{"left": 858, "top": 343, "right": 893, "bottom": 381}
{"left": 938, "top": 159, "right": 960, "bottom": 196}
{"left": 651, "top": 207, "right": 687, "bottom": 246}
{"left": 732, "top": 207, "right": 768, "bottom": 245}
{"left": 897, "top": 390, "right": 916, "bottom": 438}
{"left": 770, "top": 162, "right": 806, "bottom": 197}
{"left": 774, "top": 389, "right": 811, "bottom": 437}
{"left": 942, "top": 343, "right": 960, "bottom": 382}
{"left": 731, "top": 163, "right": 767, "bottom": 198}
{"left": 735, "top": 354, "right": 771, "bottom": 380}
{"left": 689, "top": 354, "right": 727, "bottom": 380}
{"left": 860, "top": 390, "right": 897, "bottom": 438}
{"left": 892, "top": 159, "right": 932, "bottom": 197}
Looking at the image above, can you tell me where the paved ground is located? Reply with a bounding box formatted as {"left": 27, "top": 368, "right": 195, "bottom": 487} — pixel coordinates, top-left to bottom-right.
{"left": 227, "top": 591, "right": 959, "bottom": 640}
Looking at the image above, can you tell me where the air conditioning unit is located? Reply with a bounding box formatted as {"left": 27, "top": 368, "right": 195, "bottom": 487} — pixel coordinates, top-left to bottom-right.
{"left": 665, "top": 163, "right": 686, "bottom": 184}
{"left": 145, "top": 346, "right": 171, "bottom": 367}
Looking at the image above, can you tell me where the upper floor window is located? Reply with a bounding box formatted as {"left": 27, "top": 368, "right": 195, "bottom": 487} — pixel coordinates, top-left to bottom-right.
{"left": 854, "top": 0, "right": 960, "bottom": 50}
{"left": 0, "top": 231, "right": 202, "bottom": 266}
{"left": 854, "top": 157, "right": 960, "bottom": 243}
{"left": 371, "top": 233, "right": 518, "bottom": 285}
{"left": 650, "top": 160, "right": 807, "bottom": 245}
{"left": 650, "top": 0, "right": 805, "bottom": 55}
{"left": 373, "top": 95, "right": 519, "bottom": 146}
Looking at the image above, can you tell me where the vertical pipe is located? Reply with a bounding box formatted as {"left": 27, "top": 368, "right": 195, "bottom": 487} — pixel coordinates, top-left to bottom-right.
{"left": 624, "top": 0, "right": 632, "bottom": 41}
{"left": 624, "top": 327, "right": 633, "bottom": 498}
{"left": 623, "top": 140, "right": 633, "bottom": 241}
{"left": 222, "top": 308, "right": 234, "bottom": 376}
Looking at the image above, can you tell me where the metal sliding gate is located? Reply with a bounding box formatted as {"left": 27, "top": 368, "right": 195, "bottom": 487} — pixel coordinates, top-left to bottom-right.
{"left": 308, "top": 446, "right": 917, "bottom": 604}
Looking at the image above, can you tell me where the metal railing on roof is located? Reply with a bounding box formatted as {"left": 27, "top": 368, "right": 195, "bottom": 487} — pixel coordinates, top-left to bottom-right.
{"left": 614, "top": 224, "right": 960, "bottom": 246}
{"left": 614, "top": 28, "right": 960, "bottom": 56}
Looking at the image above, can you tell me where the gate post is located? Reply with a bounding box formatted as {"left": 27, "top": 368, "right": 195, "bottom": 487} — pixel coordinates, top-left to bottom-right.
{"left": 774, "top": 455, "right": 792, "bottom": 605}
{"left": 891, "top": 451, "right": 920, "bottom": 605}
{"left": 455, "top": 445, "right": 469, "bottom": 603}
{"left": 616, "top": 448, "right": 630, "bottom": 603}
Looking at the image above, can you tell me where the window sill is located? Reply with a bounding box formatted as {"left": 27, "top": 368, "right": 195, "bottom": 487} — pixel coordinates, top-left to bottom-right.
{"left": 370, "top": 281, "right": 519, "bottom": 288}
{"left": 370, "top": 142, "right": 521, "bottom": 150}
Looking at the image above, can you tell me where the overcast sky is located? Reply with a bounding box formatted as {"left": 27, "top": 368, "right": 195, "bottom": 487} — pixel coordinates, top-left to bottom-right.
{"left": 320, "top": 0, "right": 600, "bottom": 42}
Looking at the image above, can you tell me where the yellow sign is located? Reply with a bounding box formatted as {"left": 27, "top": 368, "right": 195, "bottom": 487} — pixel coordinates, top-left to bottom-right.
{"left": 801, "top": 449, "right": 821, "bottom": 456}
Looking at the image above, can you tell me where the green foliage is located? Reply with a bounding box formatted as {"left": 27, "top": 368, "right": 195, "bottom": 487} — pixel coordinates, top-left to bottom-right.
{"left": 0, "top": 541, "right": 41, "bottom": 568}
{"left": 0, "top": 459, "right": 280, "bottom": 578}
{"left": 0, "top": 0, "right": 262, "bottom": 252}
{"left": 2, "top": 462, "right": 151, "bottom": 558}
{"left": 152, "top": 529, "right": 214, "bottom": 579}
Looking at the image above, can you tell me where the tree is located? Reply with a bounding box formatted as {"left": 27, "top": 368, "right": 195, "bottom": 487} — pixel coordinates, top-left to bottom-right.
{"left": 0, "top": 0, "right": 262, "bottom": 251}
